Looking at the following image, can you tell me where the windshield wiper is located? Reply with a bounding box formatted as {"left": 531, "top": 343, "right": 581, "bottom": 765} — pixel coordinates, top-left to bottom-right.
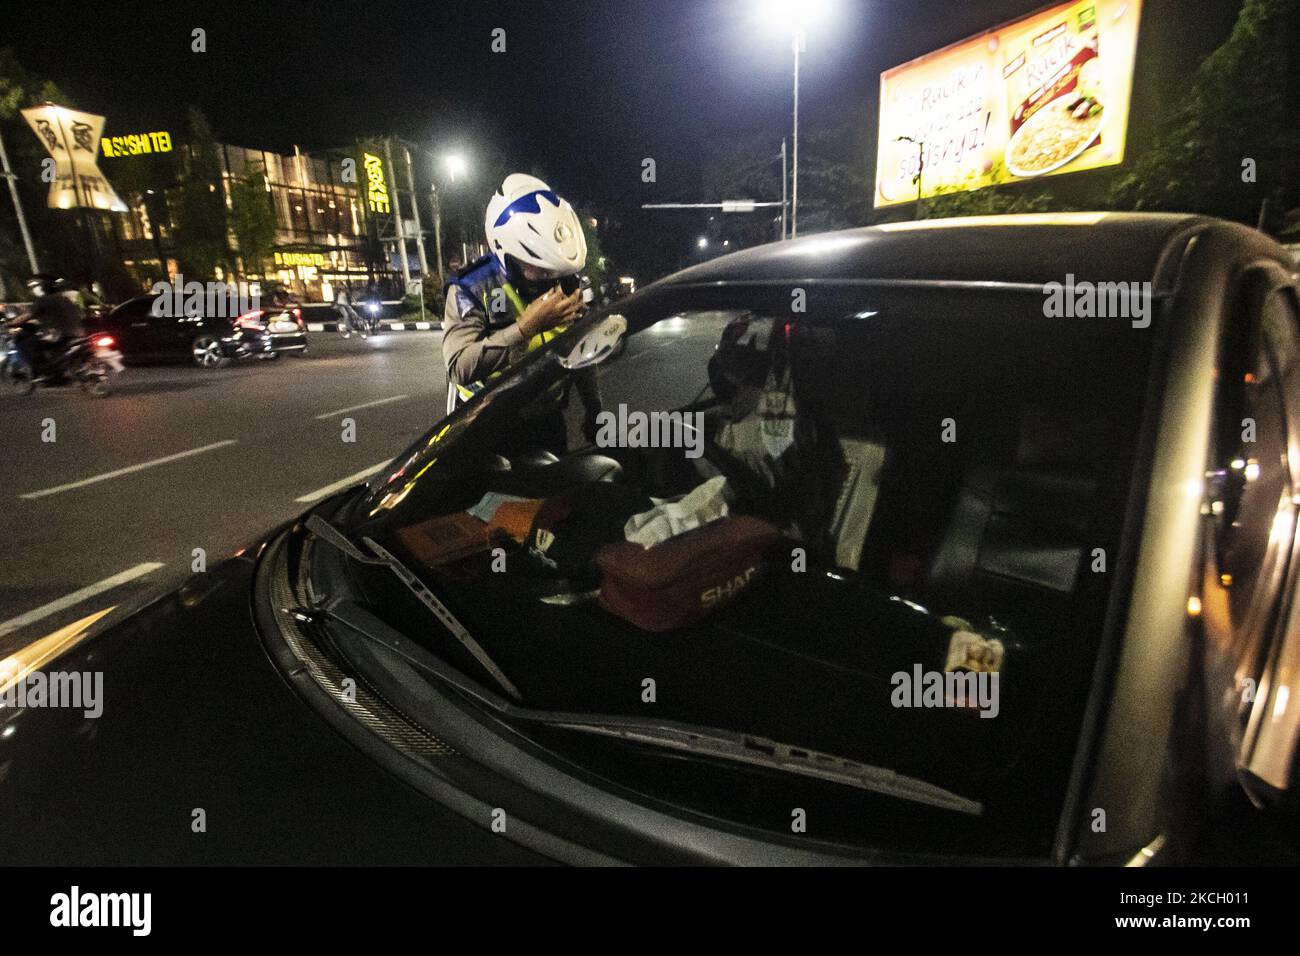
{"left": 548, "top": 719, "right": 983, "bottom": 816}
{"left": 305, "top": 514, "right": 523, "bottom": 701}
{"left": 295, "top": 587, "right": 982, "bottom": 817}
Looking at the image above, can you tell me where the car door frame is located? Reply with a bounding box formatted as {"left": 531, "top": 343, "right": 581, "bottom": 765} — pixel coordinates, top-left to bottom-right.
{"left": 1222, "top": 267, "right": 1300, "bottom": 805}
{"left": 1064, "top": 223, "right": 1300, "bottom": 865}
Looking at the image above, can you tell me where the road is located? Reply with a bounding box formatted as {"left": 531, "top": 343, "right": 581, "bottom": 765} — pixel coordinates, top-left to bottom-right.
{"left": 0, "top": 330, "right": 448, "bottom": 657}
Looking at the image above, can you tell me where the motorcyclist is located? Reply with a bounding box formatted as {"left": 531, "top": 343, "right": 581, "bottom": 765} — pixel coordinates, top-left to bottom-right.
{"left": 17, "top": 274, "right": 85, "bottom": 379}
{"left": 441, "top": 173, "right": 601, "bottom": 453}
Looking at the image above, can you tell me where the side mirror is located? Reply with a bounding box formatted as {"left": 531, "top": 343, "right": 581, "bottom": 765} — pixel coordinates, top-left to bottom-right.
{"left": 557, "top": 314, "right": 627, "bottom": 370}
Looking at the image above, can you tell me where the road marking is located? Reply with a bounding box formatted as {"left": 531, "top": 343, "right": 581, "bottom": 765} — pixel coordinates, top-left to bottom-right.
{"left": 0, "top": 564, "right": 162, "bottom": 640}
{"left": 313, "top": 394, "right": 409, "bottom": 420}
{"left": 388, "top": 322, "right": 406, "bottom": 331}
{"left": 18, "top": 440, "right": 238, "bottom": 500}
{"left": 415, "top": 322, "right": 431, "bottom": 330}
{"left": 294, "top": 461, "right": 390, "bottom": 503}
{"left": 0, "top": 606, "right": 118, "bottom": 691}
{"left": 306, "top": 322, "right": 326, "bottom": 332}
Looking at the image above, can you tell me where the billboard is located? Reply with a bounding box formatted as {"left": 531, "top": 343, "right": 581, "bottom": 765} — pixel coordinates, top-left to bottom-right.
{"left": 874, "top": 0, "right": 1142, "bottom": 207}
{"left": 21, "top": 104, "right": 128, "bottom": 212}
{"left": 362, "top": 151, "right": 391, "bottom": 215}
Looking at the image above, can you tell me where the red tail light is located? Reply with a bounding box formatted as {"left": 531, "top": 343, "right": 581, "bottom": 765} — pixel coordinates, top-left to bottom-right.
{"left": 236, "top": 310, "right": 265, "bottom": 330}
{"left": 93, "top": 335, "right": 116, "bottom": 349}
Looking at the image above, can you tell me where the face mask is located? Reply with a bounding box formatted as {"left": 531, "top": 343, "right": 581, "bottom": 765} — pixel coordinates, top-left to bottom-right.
{"left": 514, "top": 277, "right": 555, "bottom": 301}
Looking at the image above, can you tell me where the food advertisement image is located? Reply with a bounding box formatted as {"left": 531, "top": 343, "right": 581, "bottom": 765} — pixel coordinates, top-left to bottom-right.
{"left": 875, "top": 0, "right": 1142, "bottom": 207}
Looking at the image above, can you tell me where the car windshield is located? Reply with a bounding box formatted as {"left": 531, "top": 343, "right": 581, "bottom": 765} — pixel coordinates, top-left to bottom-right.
{"left": 343, "top": 284, "right": 1158, "bottom": 856}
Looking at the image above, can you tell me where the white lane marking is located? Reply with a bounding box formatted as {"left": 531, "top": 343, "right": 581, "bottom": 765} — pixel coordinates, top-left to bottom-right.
{"left": 313, "top": 394, "right": 410, "bottom": 420}
{"left": 18, "top": 440, "right": 238, "bottom": 500}
{"left": 294, "top": 461, "right": 390, "bottom": 503}
{"left": 0, "top": 562, "right": 164, "bottom": 639}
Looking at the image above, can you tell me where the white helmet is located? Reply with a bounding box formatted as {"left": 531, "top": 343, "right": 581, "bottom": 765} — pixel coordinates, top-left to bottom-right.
{"left": 485, "top": 174, "right": 587, "bottom": 279}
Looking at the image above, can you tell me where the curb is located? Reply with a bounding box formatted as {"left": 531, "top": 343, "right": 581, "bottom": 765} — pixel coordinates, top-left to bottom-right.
{"left": 305, "top": 321, "right": 442, "bottom": 333}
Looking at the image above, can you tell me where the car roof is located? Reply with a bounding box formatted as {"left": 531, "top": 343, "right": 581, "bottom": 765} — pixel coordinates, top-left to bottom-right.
{"left": 653, "top": 212, "right": 1237, "bottom": 291}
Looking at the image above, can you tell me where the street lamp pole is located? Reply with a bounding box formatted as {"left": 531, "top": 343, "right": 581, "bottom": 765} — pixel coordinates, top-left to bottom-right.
{"left": 791, "top": 29, "right": 802, "bottom": 238}
{"left": 402, "top": 145, "right": 429, "bottom": 279}
{"left": 430, "top": 181, "right": 445, "bottom": 287}
{"left": 0, "top": 129, "right": 39, "bottom": 275}
{"left": 780, "top": 138, "right": 788, "bottom": 241}
{"left": 441, "top": 153, "right": 470, "bottom": 267}
{"left": 384, "top": 137, "right": 412, "bottom": 291}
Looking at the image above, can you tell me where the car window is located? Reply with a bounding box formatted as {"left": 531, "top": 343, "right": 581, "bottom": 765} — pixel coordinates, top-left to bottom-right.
{"left": 112, "top": 295, "right": 157, "bottom": 320}
{"left": 348, "top": 287, "right": 1156, "bottom": 856}
{"left": 1208, "top": 285, "right": 1299, "bottom": 711}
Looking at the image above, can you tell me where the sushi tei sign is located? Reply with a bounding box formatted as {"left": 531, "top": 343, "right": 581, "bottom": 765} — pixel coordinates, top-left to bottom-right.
{"left": 874, "top": 0, "right": 1142, "bottom": 207}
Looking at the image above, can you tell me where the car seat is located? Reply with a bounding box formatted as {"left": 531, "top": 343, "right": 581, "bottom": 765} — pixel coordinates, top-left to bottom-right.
{"left": 920, "top": 402, "right": 1101, "bottom": 626}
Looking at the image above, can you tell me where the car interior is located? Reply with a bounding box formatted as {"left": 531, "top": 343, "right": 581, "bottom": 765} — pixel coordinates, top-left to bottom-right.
{"left": 350, "top": 300, "right": 1150, "bottom": 845}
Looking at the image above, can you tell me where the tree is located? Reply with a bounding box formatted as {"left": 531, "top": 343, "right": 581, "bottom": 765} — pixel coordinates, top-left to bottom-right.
{"left": 228, "top": 162, "right": 277, "bottom": 277}
{"left": 696, "top": 124, "right": 878, "bottom": 242}
{"left": 574, "top": 205, "right": 610, "bottom": 297}
{"left": 921, "top": 182, "right": 1057, "bottom": 219}
{"left": 0, "top": 49, "right": 77, "bottom": 291}
{"left": 171, "top": 107, "right": 229, "bottom": 278}
{"left": 1109, "top": 0, "right": 1300, "bottom": 230}
{"left": 786, "top": 126, "right": 875, "bottom": 235}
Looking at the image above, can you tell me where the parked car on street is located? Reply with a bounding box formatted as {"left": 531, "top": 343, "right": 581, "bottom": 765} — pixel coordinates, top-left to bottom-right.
{"left": 6, "top": 213, "right": 1300, "bottom": 865}
{"left": 93, "top": 293, "right": 307, "bottom": 367}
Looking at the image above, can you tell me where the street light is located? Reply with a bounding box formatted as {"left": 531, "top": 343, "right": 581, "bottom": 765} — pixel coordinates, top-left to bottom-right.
{"left": 444, "top": 153, "right": 468, "bottom": 183}
{"left": 760, "top": 0, "right": 831, "bottom": 239}
{"left": 697, "top": 237, "right": 709, "bottom": 249}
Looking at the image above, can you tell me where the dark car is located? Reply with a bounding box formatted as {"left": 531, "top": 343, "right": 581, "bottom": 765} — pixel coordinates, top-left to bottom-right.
{"left": 95, "top": 293, "right": 307, "bottom": 367}
{"left": 6, "top": 213, "right": 1300, "bottom": 865}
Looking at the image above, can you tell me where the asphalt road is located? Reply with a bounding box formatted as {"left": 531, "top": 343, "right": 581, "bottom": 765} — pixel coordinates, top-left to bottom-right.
{"left": 0, "top": 330, "right": 449, "bottom": 657}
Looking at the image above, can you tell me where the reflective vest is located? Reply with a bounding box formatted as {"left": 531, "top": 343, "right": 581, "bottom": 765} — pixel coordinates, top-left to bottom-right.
{"left": 452, "top": 279, "right": 561, "bottom": 404}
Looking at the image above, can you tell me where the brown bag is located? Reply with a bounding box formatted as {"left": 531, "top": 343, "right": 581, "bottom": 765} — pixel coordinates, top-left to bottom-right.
{"left": 596, "top": 516, "right": 780, "bottom": 632}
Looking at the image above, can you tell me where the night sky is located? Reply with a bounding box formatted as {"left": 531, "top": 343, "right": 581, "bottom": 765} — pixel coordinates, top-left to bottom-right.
{"left": 3, "top": 0, "right": 1245, "bottom": 269}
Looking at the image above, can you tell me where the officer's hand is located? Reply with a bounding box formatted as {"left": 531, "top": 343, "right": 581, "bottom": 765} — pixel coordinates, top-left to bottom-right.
{"left": 516, "top": 284, "right": 583, "bottom": 339}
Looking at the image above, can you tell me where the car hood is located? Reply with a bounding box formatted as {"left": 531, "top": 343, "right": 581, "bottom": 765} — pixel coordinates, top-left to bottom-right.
{"left": 0, "top": 548, "right": 543, "bottom": 865}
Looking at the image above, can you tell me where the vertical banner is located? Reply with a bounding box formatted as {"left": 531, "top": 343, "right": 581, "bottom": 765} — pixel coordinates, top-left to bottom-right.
{"left": 361, "top": 148, "right": 391, "bottom": 215}
{"left": 875, "top": 0, "right": 1142, "bottom": 207}
{"left": 21, "top": 104, "right": 128, "bottom": 212}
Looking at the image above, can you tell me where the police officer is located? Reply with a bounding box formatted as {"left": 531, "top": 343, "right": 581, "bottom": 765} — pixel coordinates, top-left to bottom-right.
{"left": 441, "top": 174, "right": 600, "bottom": 454}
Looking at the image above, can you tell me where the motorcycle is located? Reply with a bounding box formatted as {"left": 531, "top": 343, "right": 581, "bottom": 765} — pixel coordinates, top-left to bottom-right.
{"left": 335, "top": 301, "right": 381, "bottom": 339}
{"left": 4, "top": 320, "right": 123, "bottom": 398}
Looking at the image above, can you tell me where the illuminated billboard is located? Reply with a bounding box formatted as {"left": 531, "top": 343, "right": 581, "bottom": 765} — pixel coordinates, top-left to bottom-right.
{"left": 363, "top": 151, "right": 391, "bottom": 215}
{"left": 21, "top": 104, "right": 128, "bottom": 212}
{"left": 101, "top": 130, "right": 173, "bottom": 157}
{"left": 874, "top": 0, "right": 1142, "bottom": 207}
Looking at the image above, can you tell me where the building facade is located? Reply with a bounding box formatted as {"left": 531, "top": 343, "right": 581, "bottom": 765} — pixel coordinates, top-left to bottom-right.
{"left": 111, "top": 141, "right": 420, "bottom": 302}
